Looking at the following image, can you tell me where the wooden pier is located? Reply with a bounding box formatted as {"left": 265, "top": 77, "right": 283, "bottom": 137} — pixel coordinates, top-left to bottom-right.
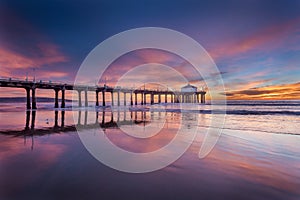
{"left": 0, "top": 78, "right": 206, "bottom": 109}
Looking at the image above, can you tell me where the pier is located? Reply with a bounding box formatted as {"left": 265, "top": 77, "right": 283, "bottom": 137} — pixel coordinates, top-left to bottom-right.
{"left": 0, "top": 78, "right": 206, "bottom": 109}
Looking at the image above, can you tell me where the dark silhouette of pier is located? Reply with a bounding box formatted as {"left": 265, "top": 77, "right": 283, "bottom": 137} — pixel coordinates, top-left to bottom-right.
{"left": 0, "top": 78, "right": 206, "bottom": 109}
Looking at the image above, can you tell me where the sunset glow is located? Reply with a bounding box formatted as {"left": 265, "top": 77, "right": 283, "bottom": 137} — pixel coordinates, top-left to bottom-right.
{"left": 1, "top": 1, "right": 300, "bottom": 200}
{"left": 1, "top": 1, "right": 299, "bottom": 100}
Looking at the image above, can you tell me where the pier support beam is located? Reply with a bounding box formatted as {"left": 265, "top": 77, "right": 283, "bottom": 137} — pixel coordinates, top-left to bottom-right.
{"left": 61, "top": 89, "right": 65, "bottom": 108}
{"left": 151, "top": 93, "right": 154, "bottom": 105}
{"left": 78, "top": 90, "right": 82, "bottom": 107}
{"left": 84, "top": 90, "right": 88, "bottom": 107}
{"left": 102, "top": 90, "right": 106, "bottom": 107}
{"left": 124, "top": 92, "right": 126, "bottom": 106}
{"left": 158, "top": 94, "right": 161, "bottom": 104}
{"left": 117, "top": 90, "right": 120, "bottom": 106}
{"left": 130, "top": 91, "right": 133, "bottom": 106}
{"left": 201, "top": 94, "right": 205, "bottom": 103}
{"left": 25, "top": 88, "right": 31, "bottom": 109}
{"left": 141, "top": 93, "right": 143, "bottom": 105}
{"left": 143, "top": 93, "right": 146, "bottom": 105}
{"left": 111, "top": 92, "right": 114, "bottom": 106}
{"left": 32, "top": 88, "right": 37, "bottom": 109}
{"left": 54, "top": 89, "right": 59, "bottom": 108}
{"left": 165, "top": 94, "right": 167, "bottom": 103}
{"left": 135, "top": 93, "right": 137, "bottom": 105}
{"left": 96, "top": 91, "right": 99, "bottom": 106}
{"left": 118, "top": 90, "right": 120, "bottom": 106}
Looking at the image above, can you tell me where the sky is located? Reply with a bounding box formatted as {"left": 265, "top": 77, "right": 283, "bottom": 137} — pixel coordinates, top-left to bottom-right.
{"left": 0, "top": 0, "right": 300, "bottom": 100}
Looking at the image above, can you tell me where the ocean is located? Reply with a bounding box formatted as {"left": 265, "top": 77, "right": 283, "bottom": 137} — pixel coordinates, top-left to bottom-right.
{"left": 0, "top": 100, "right": 299, "bottom": 200}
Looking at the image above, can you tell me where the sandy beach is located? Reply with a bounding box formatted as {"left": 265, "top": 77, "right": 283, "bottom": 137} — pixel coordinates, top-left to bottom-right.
{"left": 0, "top": 101, "right": 299, "bottom": 200}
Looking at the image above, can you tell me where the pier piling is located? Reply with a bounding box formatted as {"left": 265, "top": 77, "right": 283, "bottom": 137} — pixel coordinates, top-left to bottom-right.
{"left": 32, "top": 88, "right": 37, "bottom": 109}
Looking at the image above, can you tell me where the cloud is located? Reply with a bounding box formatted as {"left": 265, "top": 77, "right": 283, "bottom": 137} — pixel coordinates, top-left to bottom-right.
{"left": 0, "top": 9, "right": 68, "bottom": 76}
{"left": 225, "top": 78, "right": 273, "bottom": 92}
{"left": 223, "top": 82, "right": 300, "bottom": 100}
{"left": 210, "top": 17, "right": 300, "bottom": 60}
{"left": 0, "top": 44, "right": 67, "bottom": 69}
{"left": 101, "top": 49, "right": 205, "bottom": 89}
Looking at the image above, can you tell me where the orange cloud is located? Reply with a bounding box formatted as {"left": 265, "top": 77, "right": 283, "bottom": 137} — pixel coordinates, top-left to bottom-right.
{"left": 224, "top": 82, "right": 300, "bottom": 100}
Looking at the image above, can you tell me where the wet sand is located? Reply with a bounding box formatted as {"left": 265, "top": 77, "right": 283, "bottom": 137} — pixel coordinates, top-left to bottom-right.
{"left": 0, "top": 105, "right": 299, "bottom": 200}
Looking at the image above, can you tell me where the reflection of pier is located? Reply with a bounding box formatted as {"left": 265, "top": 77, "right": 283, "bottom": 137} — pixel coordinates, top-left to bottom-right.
{"left": 0, "top": 110, "right": 160, "bottom": 137}
{"left": 0, "top": 78, "right": 206, "bottom": 109}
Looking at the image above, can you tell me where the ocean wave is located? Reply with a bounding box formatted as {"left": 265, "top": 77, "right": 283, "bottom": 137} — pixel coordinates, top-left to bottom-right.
{"left": 197, "top": 124, "right": 300, "bottom": 136}
{"left": 219, "top": 110, "right": 300, "bottom": 116}
{"left": 165, "top": 109, "right": 300, "bottom": 116}
{"left": 149, "top": 108, "right": 300, "bottom": 116}
{"left": 218, "top": 103, "right": 300, "bottom": 107}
